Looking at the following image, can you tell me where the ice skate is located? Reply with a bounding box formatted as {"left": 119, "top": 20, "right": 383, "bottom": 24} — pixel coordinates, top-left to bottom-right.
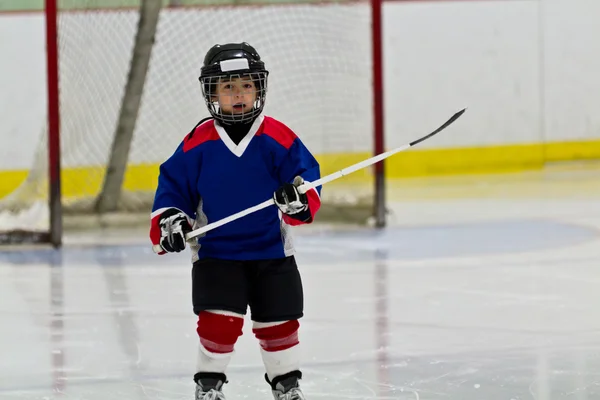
{"left": 194, "top": 372, "right": 227, "bottom": 400}
{"left": 267, "top": 371, "right": 305, "bottom": 400}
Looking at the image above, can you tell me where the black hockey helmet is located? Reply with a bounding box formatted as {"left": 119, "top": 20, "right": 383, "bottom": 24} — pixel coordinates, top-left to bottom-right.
{"left": 199, "top": 42, "right": 269, "bottom": 125}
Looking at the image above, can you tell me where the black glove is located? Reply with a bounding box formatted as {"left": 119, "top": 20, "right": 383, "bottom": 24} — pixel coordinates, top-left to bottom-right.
{"left": 274, "top": 176, "right": 310, "bottom": 220}
{"left": 159, "top": 208, "right": 192, "bottom": 253}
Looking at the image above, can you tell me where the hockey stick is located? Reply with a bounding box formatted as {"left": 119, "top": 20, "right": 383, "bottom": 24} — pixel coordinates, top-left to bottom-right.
{"left": 175, "top": 108, "right": 466, "bottom": 244}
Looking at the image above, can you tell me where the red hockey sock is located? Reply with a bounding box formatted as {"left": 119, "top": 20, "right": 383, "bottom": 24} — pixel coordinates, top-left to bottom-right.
{"left": 252, "top": 320, "right": 299, "bottom": 352}
{"left": 197, "top": 311, "right": 244, "bottom": 354}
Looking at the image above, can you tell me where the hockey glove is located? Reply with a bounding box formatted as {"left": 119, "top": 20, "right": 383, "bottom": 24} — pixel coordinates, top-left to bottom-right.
{"left": 274, "top": 176, "right": 310, "bottom": 220}
{"left": 158, "top": 208, "right": 192, "bottom": 253}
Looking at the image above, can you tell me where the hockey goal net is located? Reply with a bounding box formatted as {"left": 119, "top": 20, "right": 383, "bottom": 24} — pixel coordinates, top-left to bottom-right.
{"left": 0, "top": 0, "right": 382, "bottom": 246}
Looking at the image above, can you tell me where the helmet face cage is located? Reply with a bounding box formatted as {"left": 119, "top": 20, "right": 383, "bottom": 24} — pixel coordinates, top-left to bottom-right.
{"left": 200, "top": 71, "right": 269, "bottom": 125}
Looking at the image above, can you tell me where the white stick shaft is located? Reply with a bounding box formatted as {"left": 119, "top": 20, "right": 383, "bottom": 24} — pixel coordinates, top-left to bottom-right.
{"left": 296, "top": 144, "right": 410, "bottom": 194}
{"left": 183, "top": 143, "right": 412, "bottom": 241}
{"left": 186, "top": 198, "right": 274, "bottom": 240}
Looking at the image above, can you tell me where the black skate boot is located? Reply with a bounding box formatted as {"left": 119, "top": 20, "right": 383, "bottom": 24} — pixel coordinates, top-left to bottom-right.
{"left": 194, "top": 372, "right": 227, "bottom": 400}
{"left": 266, "top": 370, "right": 305, "bottom": 400}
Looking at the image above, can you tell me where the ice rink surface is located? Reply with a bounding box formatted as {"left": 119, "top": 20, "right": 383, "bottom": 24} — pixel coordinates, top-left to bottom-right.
{"left": 1, "top": 164, "right": 600, "bottom": 400}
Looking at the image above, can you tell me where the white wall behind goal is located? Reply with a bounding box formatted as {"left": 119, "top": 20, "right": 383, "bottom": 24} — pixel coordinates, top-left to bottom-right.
{"left": 0, "top": 14, "right": 47, "bottom": 170}
{"left": 0, "top": 0, "right": 599, "bottom": 172}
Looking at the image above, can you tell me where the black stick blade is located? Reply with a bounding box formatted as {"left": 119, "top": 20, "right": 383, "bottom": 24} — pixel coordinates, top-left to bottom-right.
{"left": 409, "top": 108, "right": 467, "bottom": 147}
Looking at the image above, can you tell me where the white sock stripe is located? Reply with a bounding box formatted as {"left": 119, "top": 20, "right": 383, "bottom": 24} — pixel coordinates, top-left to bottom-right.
{"left": 252, "top": 320, "right": 288, "bottom": 329}
{"left": 205, "top": 309, "right": 245, "bottom": 319}
{"left": 200, "top": 338, "right": 235, "bottom": 354}
{"left": 259, "top": 330, "right": 299, "bottom": 350}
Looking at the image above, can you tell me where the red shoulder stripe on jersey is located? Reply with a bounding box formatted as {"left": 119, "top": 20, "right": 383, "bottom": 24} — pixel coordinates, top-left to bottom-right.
{"left": 183, "top": 119, "right": 219, "bottom": 152}
{"left": 258, "top": 116, "right": 298, "bottom": 150}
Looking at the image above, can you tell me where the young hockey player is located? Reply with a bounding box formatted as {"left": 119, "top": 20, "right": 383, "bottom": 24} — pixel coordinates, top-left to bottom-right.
{"left": 150, "top": 42, "right": 321, "bottom": 400}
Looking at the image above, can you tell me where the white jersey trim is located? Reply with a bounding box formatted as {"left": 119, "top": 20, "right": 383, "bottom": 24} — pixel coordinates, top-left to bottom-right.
{"left": 214, "top": 114, "right": 265, "bottom": 158}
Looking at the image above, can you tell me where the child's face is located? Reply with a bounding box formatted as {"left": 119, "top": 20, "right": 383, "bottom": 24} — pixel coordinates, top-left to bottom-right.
{"left": 214, "top": 76, "right": 257, "bottom": 115}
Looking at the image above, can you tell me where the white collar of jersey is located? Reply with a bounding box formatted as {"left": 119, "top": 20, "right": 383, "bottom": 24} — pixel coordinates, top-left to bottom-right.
{"left": 214, "top": 114, "right": 265, "bottom": 158}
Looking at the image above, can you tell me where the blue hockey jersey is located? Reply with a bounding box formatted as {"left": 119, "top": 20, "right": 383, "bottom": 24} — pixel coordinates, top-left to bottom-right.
{"left": 150, "top": 114, "right": 321, "bottom": 262}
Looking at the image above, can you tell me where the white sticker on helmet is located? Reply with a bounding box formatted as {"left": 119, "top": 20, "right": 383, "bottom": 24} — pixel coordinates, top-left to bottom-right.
{"left": 219, "top": 58, "right": 250, "bottom": 72}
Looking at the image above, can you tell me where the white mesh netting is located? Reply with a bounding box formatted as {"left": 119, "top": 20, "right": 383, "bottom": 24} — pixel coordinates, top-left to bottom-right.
{"left": 0, "top": 0, "right": 375, "bottom": 238}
